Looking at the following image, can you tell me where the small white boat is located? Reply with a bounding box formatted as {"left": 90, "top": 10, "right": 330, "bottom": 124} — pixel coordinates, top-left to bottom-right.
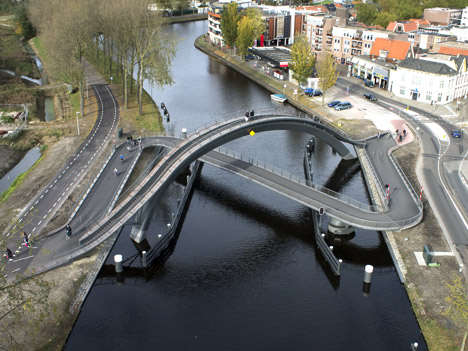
{"left": 270, "top": 94, "right": 287, "bottom": 103}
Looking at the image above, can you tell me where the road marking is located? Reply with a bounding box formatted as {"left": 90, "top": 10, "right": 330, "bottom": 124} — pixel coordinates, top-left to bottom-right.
{"left": 54, "top": 179, "right": 57, "bottom": 183}
{"left": 32, "top": 226, "right": 37, "bottom": 231}
{"left": 53, "top": 202, "right": 57, "bottom": 207}
{"left": 43, "top": 214, "right": 47, "bottom": 219}
{"left": 58, "top": 175, "right": 62, "bottom": 179}
{"left": 58, "top": 197, "right": 61, "bottom": 201}
{"left": 38, "top": 220, "right": 42, "bottom": 225}
{"left": 40, "top": 195, "right": 44, "bottom": 199}
{"left": 66, "top": 187, "right": 70, "bottom": 191}
{"left": 14, "top": 255, "right": 35, "bottom": 262}
{"left": 48, "top": 209, "right": 52, "bottom": 213}
{"left": 50, "top": 184, "right": 53, "bottom": 188}
{"left": 18, "top": 218, "right": 22, "bottom": 223}
{"left": 66, "top": 166, "right": 69, "bottom": 170}
{"left": 35, "top": 200, "right": 39, "bottom": 205}
{"left": 12, "top": 268, "right": 20, "bottom": 273}
{"left": 45, "top": 189, "right": 48, "bottom": 194}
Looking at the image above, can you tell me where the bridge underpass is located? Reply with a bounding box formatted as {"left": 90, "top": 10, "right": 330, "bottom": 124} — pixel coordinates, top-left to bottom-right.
{"left": 43, "top": 113, "right": 422, "bottom": 270}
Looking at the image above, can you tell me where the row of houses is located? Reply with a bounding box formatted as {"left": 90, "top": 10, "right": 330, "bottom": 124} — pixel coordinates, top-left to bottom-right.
{"left": 207, "top": 0, "right": 468, "bottom": 105}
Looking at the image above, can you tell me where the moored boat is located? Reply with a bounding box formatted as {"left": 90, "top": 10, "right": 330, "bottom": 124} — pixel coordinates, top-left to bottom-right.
{"left": 270, "top": 93, "right": 287, "bottom": 103}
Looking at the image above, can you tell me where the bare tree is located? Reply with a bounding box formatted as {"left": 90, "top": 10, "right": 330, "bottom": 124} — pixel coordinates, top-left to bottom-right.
{"left": 41, "top": 0, "right": 93, "bottom": 117}
{"left": 130, "top": 1, "right": 176, "bottom": 115}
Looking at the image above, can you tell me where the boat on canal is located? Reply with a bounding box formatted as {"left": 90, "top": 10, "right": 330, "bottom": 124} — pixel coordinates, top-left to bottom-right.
{"left": 270, "top": 93, "right": 287, "bottom": 103}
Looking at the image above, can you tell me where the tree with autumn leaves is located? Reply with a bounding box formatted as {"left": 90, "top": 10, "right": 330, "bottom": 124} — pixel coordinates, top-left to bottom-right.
{"left": 289, "top": 35, "right": 315, "bottom": 88}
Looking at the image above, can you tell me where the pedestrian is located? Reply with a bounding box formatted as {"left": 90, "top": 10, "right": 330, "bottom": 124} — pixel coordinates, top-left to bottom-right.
{"left": 127, "top": 145, "right": 131, "bottom": 153}
{"left": 114, "top": 168, "right": 118, "bottom": 177}
{"left": 395, "top": 129, "right": 399, "bottom": 135}
{"left": 403, "top": 129, "right": 407, "bottom": 136}
{"left": 120, "top": 154, "right": 124, "bottom": 163}
{"left": 65, "top": 225, "right": 72, "bottom": 239}
{"left": 250, "top": 110, "right": 255, "bottom": 117}
{"left": 4, "top": 248, "right": 13, "bottom": 261}
{"left": 377, "top": 132, "right": 381, "bottom": 139}
{"left": 245, "top": 111, "right": 249, "bottom": 118}
{"left": 399, "top": 134, "right": 403, "bottom": 142}
{"left": 22, "top": 232, "right": 29, "bottom": 247}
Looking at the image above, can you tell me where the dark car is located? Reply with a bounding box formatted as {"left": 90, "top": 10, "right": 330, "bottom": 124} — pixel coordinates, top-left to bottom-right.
{"left": 334, "top": 101, "right": 352, "bottom": 111}
{"left": 327, "top": 100, "right": 341, "bottom": 107}
{"left": 245, "top": 54, "right": 255, "bottom": 61}
{"left": 364, "top": 80, "right": 375, "bottom": 88}
{"left": 304, "top": 88, "right": 322, "bottom": 97}
{"left": 451, "top": 129, "right": 461, "bottom": 138}
{"left": 364, "top": 93, "right": 377, "bottom": 101}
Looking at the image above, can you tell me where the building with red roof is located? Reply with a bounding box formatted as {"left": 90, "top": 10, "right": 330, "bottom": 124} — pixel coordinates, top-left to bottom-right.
{"left": 369, "top": 38, "right": 412, "bottom": 61}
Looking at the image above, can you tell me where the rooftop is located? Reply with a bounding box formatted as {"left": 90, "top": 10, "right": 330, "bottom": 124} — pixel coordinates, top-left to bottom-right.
{"left": 398, "top": 57, "right": 457, "bottom": 75}
{"left": 370, "top": 38, "right": 412, "bottom": 61}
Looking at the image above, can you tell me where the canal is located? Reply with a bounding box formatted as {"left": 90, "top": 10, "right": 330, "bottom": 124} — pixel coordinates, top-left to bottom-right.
{"left": 65, "top": 21, "right": 427, "bottom": 350}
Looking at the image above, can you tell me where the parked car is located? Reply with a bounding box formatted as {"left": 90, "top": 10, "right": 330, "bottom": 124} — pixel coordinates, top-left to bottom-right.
{"left": 334, "top": 101, "right": 352, "bottom": 111}
{"left": 304, "top": 88, "right": 322, "bottom": 97}
{"left": 364, "top": 80, "right": 375, "bottom": 88}
{"left": 364, "top": 93, "right": 377, "bottom": 101}
{"left": 327, "top": 100, "right": 341, "bottom": 107}
{"left": 451, "top": 129, "right": 461, "bottom": 138}
{"left": 245, "top": 54, "right": 255, "bottom": 61}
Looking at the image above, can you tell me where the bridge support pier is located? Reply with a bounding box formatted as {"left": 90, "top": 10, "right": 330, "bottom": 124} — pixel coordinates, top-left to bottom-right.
{"left": 327, "top": 217, "right": 355, "bottom": 235}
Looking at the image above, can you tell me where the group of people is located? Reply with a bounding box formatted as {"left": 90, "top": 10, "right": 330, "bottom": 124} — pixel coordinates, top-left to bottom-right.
{"left": 4, "top": 232, "right": 30, "bottom": 262}
{"left": 396, "top": 128, "right": 407, "bottom": 142}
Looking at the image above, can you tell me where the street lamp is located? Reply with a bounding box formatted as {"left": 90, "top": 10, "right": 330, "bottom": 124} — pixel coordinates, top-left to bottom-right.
{"left": 283, "top": 84, "right": 286, "bottom": 94}
{"left": 110, "top": 76, "right": 113, "bottom": 87}
{"left": 86, "top": 76, "right": 89, "bottom": 100}
{"left": 76, "top": 111, "right": 80, "bottom": 136}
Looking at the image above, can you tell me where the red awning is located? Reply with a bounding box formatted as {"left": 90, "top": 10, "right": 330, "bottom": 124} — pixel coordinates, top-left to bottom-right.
{"left": 280, "top": 62, "right": 288, "bottom": 67}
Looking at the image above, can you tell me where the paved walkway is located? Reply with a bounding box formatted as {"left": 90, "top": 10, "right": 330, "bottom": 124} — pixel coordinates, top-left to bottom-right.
{"left": 4, "top": 61, "right": 118, "bottom": 281}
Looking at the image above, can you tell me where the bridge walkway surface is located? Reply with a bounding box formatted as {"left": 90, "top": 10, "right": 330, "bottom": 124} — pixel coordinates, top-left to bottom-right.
{"left": 5, "top": 112, "right": 423, "bottom": 280}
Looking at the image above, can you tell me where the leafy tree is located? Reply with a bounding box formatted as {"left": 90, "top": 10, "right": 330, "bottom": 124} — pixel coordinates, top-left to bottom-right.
{"left": 354, "top": 3, "right": 378, "bottom": 25}
{"left": 316, "top": 52, "right": 339, "bottom": 106}
{"left": 445, "top": 275, "right": 468, "bottom": 351}
{"left": 236, "top": 15, "right": 255, "bottom": 60}
{"left": 220, "top": 2, "right": 240, "bottom": 50}
{"left": 289, "top": 35, "right": 315, "bottom": 88}
{"left": 15, "top": 5, "right": 36, "bottom": 39}
{"left": 242, "top": 7, "right": 265, "bottom": 41}
{"left": 374, "top": 11, "right": 398, "bottom": 28}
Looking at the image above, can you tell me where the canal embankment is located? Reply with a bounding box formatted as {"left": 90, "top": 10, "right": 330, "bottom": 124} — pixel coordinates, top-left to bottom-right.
{"left": 194, "top": 34, "right": 462, "bottom": 349}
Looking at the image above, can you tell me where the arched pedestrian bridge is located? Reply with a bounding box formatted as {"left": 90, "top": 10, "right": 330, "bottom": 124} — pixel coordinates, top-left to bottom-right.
{"left": 77, "top": 112, "right": 422, "bottom": 254}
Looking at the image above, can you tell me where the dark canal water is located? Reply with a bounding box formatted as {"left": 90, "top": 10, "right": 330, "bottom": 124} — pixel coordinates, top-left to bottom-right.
{"left": 65, "top": 21, "right": 427, "bottom": 350}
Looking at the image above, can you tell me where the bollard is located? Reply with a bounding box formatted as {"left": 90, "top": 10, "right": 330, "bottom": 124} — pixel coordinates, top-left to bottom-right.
{"left": 114, "top": 254, "right": 123, "bottom": 273}
{"left": 181, "top": 128, "right": 187, "bottom": 139}
{"left": 364, "top": 264, "right": 373, "bottom": 283}
{"left": 142, "top": 251, "right": 147, "bottom": 268}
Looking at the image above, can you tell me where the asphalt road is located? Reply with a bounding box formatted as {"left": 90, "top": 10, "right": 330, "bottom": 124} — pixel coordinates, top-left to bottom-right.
{"left": 4, "top": 84, "right": 118, "bottom": 279}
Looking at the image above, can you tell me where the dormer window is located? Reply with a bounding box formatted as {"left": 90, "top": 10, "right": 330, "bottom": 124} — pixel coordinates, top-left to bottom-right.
{"left": 379, "top": 50, "right": 388, "bottom": 58}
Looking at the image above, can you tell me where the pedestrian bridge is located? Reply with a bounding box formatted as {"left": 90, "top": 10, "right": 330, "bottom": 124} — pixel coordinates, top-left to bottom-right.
{"left": 76, "top": 112, "right": 422, "bottom": 255}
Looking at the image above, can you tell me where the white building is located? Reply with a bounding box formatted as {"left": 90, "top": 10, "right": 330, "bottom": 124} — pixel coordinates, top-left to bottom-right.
{"left": 462, "top": 6, "right": 468, "bottom": 26}
{"left": 389, "top": 54, "right": 468, "bottom": 104}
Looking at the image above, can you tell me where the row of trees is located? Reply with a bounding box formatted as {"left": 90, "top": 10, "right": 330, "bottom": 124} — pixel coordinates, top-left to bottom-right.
{"left": 220, "top": 2, "right": 265, "bottom": 59}
{"left": 355, "top": 0, "right": 468, "bottom": 28}
{"left": 27, "top": 0, "right": 176, "bottom": 116}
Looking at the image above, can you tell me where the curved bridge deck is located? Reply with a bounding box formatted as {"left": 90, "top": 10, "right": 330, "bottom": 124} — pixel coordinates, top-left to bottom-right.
{"left": 72, "top": 113, "right": 421, "bottom": 256}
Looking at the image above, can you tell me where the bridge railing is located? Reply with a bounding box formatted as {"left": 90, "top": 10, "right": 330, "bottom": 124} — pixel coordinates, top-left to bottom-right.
{"left": 214, "top": 146, "right": 383, "bottom": 213}
{"left": 184, "top": 110, "right": 366, "bottom": 147}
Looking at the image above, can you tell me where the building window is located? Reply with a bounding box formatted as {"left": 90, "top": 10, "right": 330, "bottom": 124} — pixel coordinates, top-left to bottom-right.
{"left": 440, "top": 81, "right": 444, "bottom": 89}
{"left": 400, "top": 86, "right": 406, "bottom": 95}
{"left": 412, "top": 77, "right": 422, "bottom": 85}
{"left": 438, "top": 92, "right": 442, "bottom": 102}
{"left": 426, "top": 92, "right": 432, "bottom": 101}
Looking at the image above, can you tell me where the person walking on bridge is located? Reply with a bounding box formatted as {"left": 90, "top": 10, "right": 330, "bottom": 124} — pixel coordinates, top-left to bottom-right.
{"left": 120, "top": 154, "right": 124, "bottom": 163}
{"left": 65, "top": 225, "right": 72, "bottom": 240}
{"left": 22, "top": 232, "right": 29, "bottom": 247}
{"left": 114, "top": 168, "right": 118, "bottom": 177}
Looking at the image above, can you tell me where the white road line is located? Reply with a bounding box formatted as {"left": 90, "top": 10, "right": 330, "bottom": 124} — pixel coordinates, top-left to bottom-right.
{"left": 14, "top": 255, "right": 35, "bottom": 262}
{"left": 35, "top": 200, "right": 39, "bottom": 205}
{"left": 43, "top": 214, "right": 47, "bottom": 219}
{"left": 45, "top": 189, "right": 48, "bottom": 194}
{"left": 54, "top": 179, "right": 57, "bottom": 183}
{"left": 58, "top": 197, "right": 61, "bottom": 201}
{"left": 12, "top": 268, "right": 20, "bottom": 273}
{"left": 40, "top": 195, "right": 44, "bottom": 199}
{"left": 32, "top": 226, "right": 37, "bottom": 231}
{"left": 38, "top": 220, "right": 42, "bottom": 225}
{"left": 62, "top": 192, "right": 66, "bottom": 196}
{"left": 53, "top": 202, "right": 57, "bottom": 207}
{"left": 48, "top": 209, "right": 52, "bottom": 213}
{"left": 18, "top": 218, "right": 22, "bottom": 223}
